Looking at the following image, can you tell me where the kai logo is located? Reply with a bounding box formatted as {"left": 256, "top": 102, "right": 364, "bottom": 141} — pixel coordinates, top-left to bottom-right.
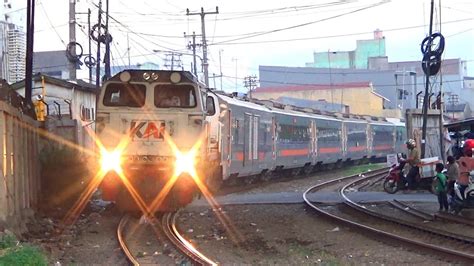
{"left": 130, "top": 121, "right": 165, "bottom": 140}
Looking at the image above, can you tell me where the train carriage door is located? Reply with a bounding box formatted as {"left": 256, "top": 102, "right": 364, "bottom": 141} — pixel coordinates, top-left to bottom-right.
{"left": 310, "top": 120, "right": 316, "bottom": 161}
{"left": 244, "top": 113, "right": 252, "bottom": 167}
{"left": 253, "top": 116, "right": 259, "bottom": 161}
{"left": 342, "top": 122, "right": 347, "bottom": 158}
{"left": 272, "top": 117, "right": 277, "bottom": 160}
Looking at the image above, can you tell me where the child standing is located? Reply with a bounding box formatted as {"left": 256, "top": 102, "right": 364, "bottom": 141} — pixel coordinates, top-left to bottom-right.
{"left": 434, "top": 162, "right": 449, "bottom": 212}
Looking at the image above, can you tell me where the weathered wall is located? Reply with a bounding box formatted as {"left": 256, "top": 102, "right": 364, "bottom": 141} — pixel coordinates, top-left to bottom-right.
{"left": 252, "top": 86, "right": 385, "bottom": 116}
{"left": 405, "top": 109, "right": 443, "bottom": 160}
{"left": 0, "top": 101, "right": 40, "bottom": 229}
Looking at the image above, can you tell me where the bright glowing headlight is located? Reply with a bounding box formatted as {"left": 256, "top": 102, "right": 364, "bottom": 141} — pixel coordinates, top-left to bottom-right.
{"left": 174, "top": 150, "right": 197, "bottom": 176}
{"left": 100, "top": 148, "right": 123, "bottom": 173}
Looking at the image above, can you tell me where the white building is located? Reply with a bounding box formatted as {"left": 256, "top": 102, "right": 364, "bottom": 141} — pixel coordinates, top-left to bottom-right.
{"left": 0, "top": 3, "right": 26, "bottom": 84}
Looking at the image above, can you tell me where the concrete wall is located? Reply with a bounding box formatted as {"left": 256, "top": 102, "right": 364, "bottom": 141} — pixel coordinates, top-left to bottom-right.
{"left": 0, "top": 101, "right": 40, "bottom": 230}
{"left": 405, "top": 109, "right": 443, "bottom": 160}
{"left": 252, "top": 86, "right": 385, "bottom": 116}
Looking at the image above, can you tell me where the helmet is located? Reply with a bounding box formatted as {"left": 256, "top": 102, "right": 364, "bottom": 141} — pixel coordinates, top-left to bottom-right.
{"left": 405, "top": 139, "right": 416, "bottom": 148}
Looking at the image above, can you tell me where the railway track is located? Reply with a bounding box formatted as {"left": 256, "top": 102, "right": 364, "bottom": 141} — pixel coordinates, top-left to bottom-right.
{"left": 303, "top": 169, "right": 474, "bottom": 263}
{"left": 117, "top": 212, "right": 217, "bottom": 265}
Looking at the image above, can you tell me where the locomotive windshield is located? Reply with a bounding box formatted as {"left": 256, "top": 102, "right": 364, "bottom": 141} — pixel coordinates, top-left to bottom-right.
{"left": 154, "top": 84, "right": 197, "bottom": 108}
{"left": 103, "top": 83, "right": 146, "bottom": 107}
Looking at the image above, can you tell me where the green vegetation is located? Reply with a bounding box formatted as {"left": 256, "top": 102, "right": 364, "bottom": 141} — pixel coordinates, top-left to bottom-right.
{"left": 342, "top": 163, "right": 385, "bottom": 176}
{"left": 0, "top": 233, "right": 47, "bottom": 266}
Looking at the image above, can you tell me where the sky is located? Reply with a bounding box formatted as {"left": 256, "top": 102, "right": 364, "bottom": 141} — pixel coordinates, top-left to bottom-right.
{"left": 5, "top": 0, "right": 474, "bottom": 92}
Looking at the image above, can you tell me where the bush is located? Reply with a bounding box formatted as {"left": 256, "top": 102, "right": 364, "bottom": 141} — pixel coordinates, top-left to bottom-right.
{"left": 0, "top": 234, "right": 47, "bottom": 266}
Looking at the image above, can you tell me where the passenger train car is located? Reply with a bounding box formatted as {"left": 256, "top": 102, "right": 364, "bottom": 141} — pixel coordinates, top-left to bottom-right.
{"left": 95, "top": 69, "right": 406, "bottom": 212}
{"left": 207, "top": 92, "right": 406, "bottom": 186}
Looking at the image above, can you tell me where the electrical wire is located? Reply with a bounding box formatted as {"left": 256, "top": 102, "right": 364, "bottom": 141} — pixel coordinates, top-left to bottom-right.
{"left": 211, "top": 1, "right": 389, "bottom": 45}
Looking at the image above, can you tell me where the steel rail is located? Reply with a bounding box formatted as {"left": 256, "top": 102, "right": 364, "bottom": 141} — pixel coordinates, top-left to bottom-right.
{"left": 388, "top": 199, "right": 434, "bottom": 221}
{"left": 162, "top": 211, "right": 218, "bottom": 266}
{"left": 117, "top": 215, "right": 140, "bottom": 266}
{"left": 303, "top": 169, "right": 474, "bottom": 263}
{"left": 340, "top": 175, "right": 474, "bottom": 262}
{"left": 341, "top": 177, "right": 474, "bottom": 244}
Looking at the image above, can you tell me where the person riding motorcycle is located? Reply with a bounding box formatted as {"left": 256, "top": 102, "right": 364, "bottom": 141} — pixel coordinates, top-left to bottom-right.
{"left": 402, "top": 139, "right": 420, "bottom": 189}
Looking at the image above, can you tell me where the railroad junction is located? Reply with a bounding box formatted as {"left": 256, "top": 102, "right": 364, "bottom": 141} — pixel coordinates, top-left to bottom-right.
{"left": 17, "top": 166, "right": 473, "bottom": 265}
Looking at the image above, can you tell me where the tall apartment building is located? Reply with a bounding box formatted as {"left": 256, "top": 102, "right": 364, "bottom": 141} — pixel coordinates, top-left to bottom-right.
{"left": 1, "top": 0, "right": 26, "bottom": 84}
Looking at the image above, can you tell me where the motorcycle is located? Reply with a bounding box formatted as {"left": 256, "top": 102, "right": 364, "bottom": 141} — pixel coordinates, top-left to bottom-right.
{"left": 383, "top": 160, "right": 436, "bottom": 194}
{"left": 450, "top": 179, "right": 474, "bottom": 214}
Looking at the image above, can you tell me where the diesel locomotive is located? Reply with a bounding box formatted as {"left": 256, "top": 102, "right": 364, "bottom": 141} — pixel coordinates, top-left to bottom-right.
{"left": 95, "top": 69, "right": 406, "bottom": 212}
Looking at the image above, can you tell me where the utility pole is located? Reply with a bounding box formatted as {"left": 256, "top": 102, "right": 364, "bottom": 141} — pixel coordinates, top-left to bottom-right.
{"left": 186, "top": 6, "right": 219, "bottom": 87}
{"left": 421, "top": 0, "right": 435, "bottom": 158}
{"left": 68, "top": 0, "right": 77, "bottom": 80}
{"left": 243, "top": 75, "right": 258, "bottom": 99}
{"left": 219, "top": 49, "right": 223, "bottom": 90}
{"left": 77, "top": 8, "right": 93, "bottom": 83}
{"left": 104, "top": 0, "right": 111, "bottom": 80}
{"left": 232, "top": 57, "right": 238, "bottom": 91}
{"left": 87, "top": 9, "right": 92, "bottom": 82}
{"left": 25, "top": 0, "right": 35, "bottom": 116}
{"left": 95, "top": 0, "right": 102, "bottom": 88}
{"left": 184, "top": 31, "right": 202, "bottom": 76}
{"left": 164, "top": 52, "right": 183, "bottom": 70}
{"left": 127, "top": 33, "right": 131, "bottom": 67}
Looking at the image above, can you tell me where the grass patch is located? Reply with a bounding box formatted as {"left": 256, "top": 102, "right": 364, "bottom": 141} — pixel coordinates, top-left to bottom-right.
{"left": 342, "top": 163, "right": 385, "bottom": 176}
{"left": 0, "top": 234, "right": 47, "bottom": 266}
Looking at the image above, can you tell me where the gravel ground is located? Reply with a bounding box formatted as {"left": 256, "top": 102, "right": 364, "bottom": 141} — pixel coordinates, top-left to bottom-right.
{"left": 19, "top": 164, "right": 468, "bottom": 264}
{"left": 176, "top": 165, "right": 458, "bottom": 265}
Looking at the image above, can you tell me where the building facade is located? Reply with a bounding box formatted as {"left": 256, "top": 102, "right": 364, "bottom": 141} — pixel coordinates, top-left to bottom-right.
{"left": 0, "top": 21, "right": 25, "bottom": 84}
{"left": 11, "top": 74, "right": 98, "bottom": 151}
{"left": 252, "top": 82, "right": 389, "bottom": 117}
{"left": 305, "top": 29, "right": 386, "bottom": 69}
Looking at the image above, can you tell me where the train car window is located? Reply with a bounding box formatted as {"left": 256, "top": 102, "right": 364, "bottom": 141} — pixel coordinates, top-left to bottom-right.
{"left": 103, "top": 83, "right": 146, "bottom": 107}
{"left": 279, "top": 124, "right": 310, "bottom": 142}
{"left": 154, "top": 84, "right": 197, "bottom": 108}
{"left": 317, "top": 127, "right": 341, "bottom": 142}
{"left": 206, "top": 96, "right": 215, "bottom": 115}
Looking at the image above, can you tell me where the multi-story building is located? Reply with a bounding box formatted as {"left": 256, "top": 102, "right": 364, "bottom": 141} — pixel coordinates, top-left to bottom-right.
{"left": 0, "top": 21, "right": 26, "bottom": 84}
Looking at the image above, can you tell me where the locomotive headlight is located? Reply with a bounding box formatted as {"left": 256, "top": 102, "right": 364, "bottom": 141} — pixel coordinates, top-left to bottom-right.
{"left": 143, "top": 72, "right": 151, "bottom": 81}
{"left": 170, "top": 72, "right": 182, "bottom": 83}
{"left": 174, "top": 150, "right": 198, "bottom": 177}
{"left": 100, "top": 148, "right": 123, "bottom": 174}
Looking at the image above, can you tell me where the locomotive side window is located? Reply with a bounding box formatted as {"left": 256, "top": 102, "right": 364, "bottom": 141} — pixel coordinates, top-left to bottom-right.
{"left": 154, "top": 84, "right": 197, "bottom": 108}
{"left": 103, "top": 83, "right": 146, "bottom": 107}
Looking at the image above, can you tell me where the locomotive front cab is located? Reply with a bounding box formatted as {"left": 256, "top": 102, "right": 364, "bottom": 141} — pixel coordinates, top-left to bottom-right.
{"left": 95, "top": 70, "right": 208, "bottom": 211}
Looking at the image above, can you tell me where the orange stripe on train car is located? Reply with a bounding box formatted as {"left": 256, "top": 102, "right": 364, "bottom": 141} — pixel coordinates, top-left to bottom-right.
{"left": 234, "top": 151, "right": 244, "bottom": 161}
{"left": 348, "top": 146, "right": 367, "bottom": 152}
{"left": 373, "top": 144, "right": 393, "bottom": 151}
{"left": 319, "top": 147, "right": 341, "bottom": 153}
{"left": 280, "top": 148, "right": 309, "bottom": 156}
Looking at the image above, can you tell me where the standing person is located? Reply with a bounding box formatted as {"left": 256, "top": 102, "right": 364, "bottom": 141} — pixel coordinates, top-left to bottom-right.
{"left": 443, "top": 128, "right": 452, "bottom": 157}
{"left": 403, "top": 139, "right": 420, "bottom": 190}
{"left": 445, "top": 155, "right": 459, "bottom": 196}
{"left": 434, "top": 162, "right": 449, "bottom": 212}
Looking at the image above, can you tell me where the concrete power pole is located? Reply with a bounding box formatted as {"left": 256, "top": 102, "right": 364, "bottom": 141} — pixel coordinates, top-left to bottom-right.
{"left": 244, "top": 75, "right": 258, "bottom": 99}
{"left": 184, "top": 31, "right": 202, "bottom": 76}
{"left": 68, "top": 0, "right": 76, "bottom": 80}
{"left": 186, "top": 7, "right": 218, "bottom": 87}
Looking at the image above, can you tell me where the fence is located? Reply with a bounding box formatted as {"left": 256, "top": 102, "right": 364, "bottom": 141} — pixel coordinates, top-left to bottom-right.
{"left": 0, "top": 101, "right": 41, "bottom": 225}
